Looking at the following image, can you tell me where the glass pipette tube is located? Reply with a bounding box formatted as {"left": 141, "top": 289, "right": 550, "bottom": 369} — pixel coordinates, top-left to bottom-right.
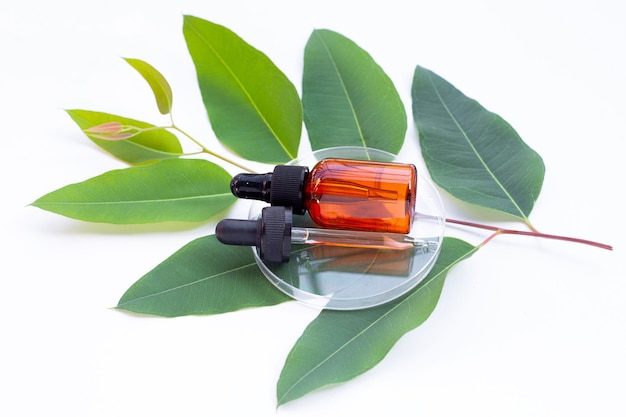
{"left": 290, "top": 226, "right": 437, "bottom": 251}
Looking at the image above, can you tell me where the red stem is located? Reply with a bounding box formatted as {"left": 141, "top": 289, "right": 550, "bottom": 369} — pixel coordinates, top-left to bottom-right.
{"left": 445, "top": 218, "right": 613, "bottom": 251}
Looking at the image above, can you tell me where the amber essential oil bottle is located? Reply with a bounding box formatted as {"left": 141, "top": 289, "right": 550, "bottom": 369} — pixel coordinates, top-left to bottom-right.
{"left": 230, "top": 158, "right": 417, "bottom": 234}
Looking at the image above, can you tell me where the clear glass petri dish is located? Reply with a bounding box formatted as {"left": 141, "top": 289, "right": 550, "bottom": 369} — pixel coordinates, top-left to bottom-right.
{"left": 248, "top": 146, "right": 445, "bottom": 310}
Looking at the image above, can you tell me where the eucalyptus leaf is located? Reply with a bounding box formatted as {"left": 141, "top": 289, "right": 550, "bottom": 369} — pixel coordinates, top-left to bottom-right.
{"left": 303, "top": 29, "right": 406, "bottom": 154}
{"left": 277, "top": 237, "right": 477, "bottom": 406}
{"left": 183, "top": 15, "right": 302, "bottom": 163}
{"left": 124, "top": 58, "right": 173, "bottom": 115}
{"left": 412, "top": 66, "right": 545, "bottom": 226}
{"left": 117, "top": 235, "right": 291, "bottom": 316}
{"left": 31, "top": 158, "right": 235, "bottom": 224}
{"left": 67, "top": 109, "right": 183, "bottom": 164}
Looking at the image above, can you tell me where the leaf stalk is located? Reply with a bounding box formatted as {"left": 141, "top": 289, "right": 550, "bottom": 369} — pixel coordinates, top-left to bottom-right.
{"left": 170, "top": 124, "right": 258, "bottom": 173}
{"left": 445, "top": 218, "right": 613, "bottom": 251}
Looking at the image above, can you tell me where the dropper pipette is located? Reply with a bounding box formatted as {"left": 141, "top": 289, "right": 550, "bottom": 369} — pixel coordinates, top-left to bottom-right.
{"left": 216, "top": 206, "right": 438, "bottom": 263}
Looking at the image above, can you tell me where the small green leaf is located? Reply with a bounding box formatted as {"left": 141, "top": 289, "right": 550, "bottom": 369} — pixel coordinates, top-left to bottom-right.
{"left": 303, "top": 29, "right": 406, "bottom": 154}
{"left": 276, "top": 237, "right": 477, "bottom": 406}
{"left": 412, "top": 66, "right": 545, "bottom": 225}
{"left": 31, "top": 158, "right": 235, "bottom": 224}
{"left": 67, "top": 109, "right": 183, "bottom": 164}
{"left": 124, "top": 58, "right": 173, "bottom": 115}
{"left": 183, "top": 15, "right": 302, "bottom": 163}
{"left": 117, "top": 235, "right": 291, "bottom": 316}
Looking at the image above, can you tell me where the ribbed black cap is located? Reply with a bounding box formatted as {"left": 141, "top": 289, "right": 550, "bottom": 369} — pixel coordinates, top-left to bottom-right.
{"left": 260, "top": 206, "right": 292, "bottom": 263}
{"left": 269, "top": 165, "right": 308, "bottom": 215}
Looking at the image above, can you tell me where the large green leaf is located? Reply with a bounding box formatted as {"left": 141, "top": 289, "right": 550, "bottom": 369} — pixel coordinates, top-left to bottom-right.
{"left": 303, "top": 29, "right": 406, "bottom": 154}
{"left": 117, "top": 235, "right": 291, "bottom": 316}
{"left": 412, "top": 66, "right": 545, "bottom": 226}
{"left": 276, "top": 237, "right": 477, "bottom": 405}
{"left": 31, "top": 158, "right": 235, "bottom": 224}
{"left": 183, "top": 15, "right": 302, "bottom": 163}
{"left": 124, "top": 58, "right": 173, "bottom": 115}
{"left": 67, "top": 109, "right": 183, "bottom": 164}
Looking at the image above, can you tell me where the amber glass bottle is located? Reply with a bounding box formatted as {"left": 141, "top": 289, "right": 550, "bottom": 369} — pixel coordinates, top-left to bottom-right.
{"left": 230, "top": 158, "right": 417, "bottom": 234}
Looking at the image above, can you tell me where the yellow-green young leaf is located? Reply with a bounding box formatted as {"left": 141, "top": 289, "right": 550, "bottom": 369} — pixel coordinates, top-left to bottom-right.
{"left": 303, "top": 29, "right": 406, "bottom": 154}
{"left": 67, "top": 109, "right": 183, "bottom": 165}
{"left": 124, "top": 58, "right": 173, "bottom": 115}
{"left": 116, "top": 235, "right": 291, "bottom": 316}
{"left": 277, "top": 237, "right": 477, "bottom": 406}
{"left": 183, "top": 15, "right": 302, "bottom": 163}
{"left": 30, "top": 159, "right": 234, "bottom": 224}
{"left": 412, "top": 66, "right": 545, "bottom": 225}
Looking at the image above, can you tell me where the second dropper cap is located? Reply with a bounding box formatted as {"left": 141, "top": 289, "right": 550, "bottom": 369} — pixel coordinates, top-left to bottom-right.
{"left": 215, "top": 206, "right": 293, "bottom": 263}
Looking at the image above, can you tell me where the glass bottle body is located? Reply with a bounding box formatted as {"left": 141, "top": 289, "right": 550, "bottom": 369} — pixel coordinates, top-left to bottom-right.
{"left": 303, "top": 159, "right": 417, "bottom": 234}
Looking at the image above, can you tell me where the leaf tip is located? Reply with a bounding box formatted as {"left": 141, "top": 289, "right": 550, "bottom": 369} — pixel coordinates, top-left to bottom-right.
{"left": 124, "top": 57, "right": 173, "bottom": 115}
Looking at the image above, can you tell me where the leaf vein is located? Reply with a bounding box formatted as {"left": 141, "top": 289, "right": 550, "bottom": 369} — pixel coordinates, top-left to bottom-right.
{"left": 39, "top": 193, "right": 233, "bottom": 206}
{"left": 117, "top": 260, "right": 257, "bottom": 308}
{"left": 314, "top": 31, "right": 368, "bottom": 153}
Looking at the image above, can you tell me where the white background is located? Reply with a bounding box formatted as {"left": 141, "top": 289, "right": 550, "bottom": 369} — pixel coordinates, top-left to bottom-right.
{"left": 2, "top": 1, "right": 624, "bottom": 416}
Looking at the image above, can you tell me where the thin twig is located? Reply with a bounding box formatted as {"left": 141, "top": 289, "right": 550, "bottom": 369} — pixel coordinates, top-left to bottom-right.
{"left": 446, "top": 217, "right": 613, "bottom": 251}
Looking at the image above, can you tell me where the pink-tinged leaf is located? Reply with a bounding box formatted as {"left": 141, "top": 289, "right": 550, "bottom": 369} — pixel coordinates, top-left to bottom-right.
{"left": 84, "top": 121, "right": 124, "bottom": 134}
{"left": 67, "top": 109, "right": 183, "bottom": 165}
{"left": 84, "top": 122, "right": 140, "bottom": 141}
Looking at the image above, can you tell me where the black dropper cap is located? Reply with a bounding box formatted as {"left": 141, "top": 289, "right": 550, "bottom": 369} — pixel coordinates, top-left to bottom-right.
{"left": 230, "top": 165, "right": 309, "bottom": 215}
{"left": 215, "top": 206, "right": 293, "bottom": 263}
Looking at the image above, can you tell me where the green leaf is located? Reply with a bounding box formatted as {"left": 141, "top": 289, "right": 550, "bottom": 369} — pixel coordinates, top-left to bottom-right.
{"left": 67, "top": 109, "right": 183, "bottom": 165}
{"left": 31, "top": 158, "right": 235, "bottom": 224}
{"left": 183, "top": 15, "right": 302, "bottom": 163}
{"left": 412, "top": 66, "right": 545, "bottom": 225}
{"left": 124, "top": 58, "right": 173, "bottom": 115}
{"left": 117, "top": 235, "right": 291, "bottom": 316}
{"left": 276, "top": 237, "right": 477, "bottom": 406}
{"left": 303, "top": 29, "right": 406, "bottom": 154}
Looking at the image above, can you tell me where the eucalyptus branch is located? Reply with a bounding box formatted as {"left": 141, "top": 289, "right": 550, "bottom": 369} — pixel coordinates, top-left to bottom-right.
{"left": 445, "top": 217, "right": 613, "bottom": 251}
{"left": 165, "top": 109, "right": 257, "bottom": 173}
{"left": 169, "top": 124, "right": 258, "bottom": 173}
